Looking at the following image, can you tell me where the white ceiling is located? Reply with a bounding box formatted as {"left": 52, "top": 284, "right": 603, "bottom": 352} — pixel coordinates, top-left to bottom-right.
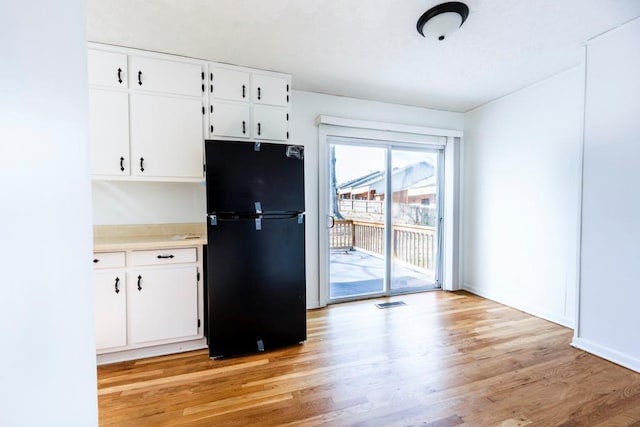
{"left": 87, "top": 0, "right": 640, "bottom": 112}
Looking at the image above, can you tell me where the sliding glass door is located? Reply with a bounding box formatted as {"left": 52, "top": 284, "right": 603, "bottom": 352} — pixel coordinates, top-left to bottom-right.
{"left": 390, "top": 149, "right": 441, "bottom": 293}
{"left": 326, "top": 138, "right": 443, "bottom": 302}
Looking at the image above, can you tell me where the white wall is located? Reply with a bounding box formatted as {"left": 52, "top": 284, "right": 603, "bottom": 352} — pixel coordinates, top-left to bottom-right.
{"left": 291, "top": 90, "right": 464, "bottom": 307}
{"left": 93, "top": 181, "right": 206, "bottom": 225}
{"left": 462, "top": 67, "right": 584, "bottom": 327}
{"left": 0, "top": 1, "right": 98, "bottom": 426}
{"left": 573, "top": 17, "right": 640, "bottom": 372}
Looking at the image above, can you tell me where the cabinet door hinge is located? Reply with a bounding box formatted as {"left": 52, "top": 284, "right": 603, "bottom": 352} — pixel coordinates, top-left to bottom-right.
{"left": 197, "top": 271, "right": 201, "bottom": 281}
{"left": 202, "top": 106, "right": 205, "bottom": 115}
{"left": 198, "top": 319, "right": 201, "bottom": 328}
{"left": 286, "top": 113, "right": 289, "bottom": 121}
{"left": 203, "top": 164, "right": 206, "bottom": 173}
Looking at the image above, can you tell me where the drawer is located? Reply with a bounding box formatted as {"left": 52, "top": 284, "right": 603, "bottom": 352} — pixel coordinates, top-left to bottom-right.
{"left": 93, "top": 252, "right": 125, "bottom": 269}
{"left": 130, "top": 247, "right": 197, "bottom": 266}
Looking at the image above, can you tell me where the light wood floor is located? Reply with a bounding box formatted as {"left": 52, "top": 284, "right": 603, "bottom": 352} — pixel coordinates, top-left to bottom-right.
{"left": 98, "top": 291, "right": 640, "bottom": 426}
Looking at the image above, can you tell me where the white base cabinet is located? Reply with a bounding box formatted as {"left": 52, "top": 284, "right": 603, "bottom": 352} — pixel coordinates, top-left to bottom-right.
{"left": 128, "top": 266, "right": 199, "bottom": 345}
{"left": 93, "top": 246, "right": 203, "bottom": 359}
{"left": 94, "top": 270, "right": 127, "bottom": 350}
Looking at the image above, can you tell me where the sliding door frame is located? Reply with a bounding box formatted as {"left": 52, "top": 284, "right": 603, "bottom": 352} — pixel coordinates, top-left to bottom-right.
{"left": 317, "top": 116, "right": 463, "bottom": 307}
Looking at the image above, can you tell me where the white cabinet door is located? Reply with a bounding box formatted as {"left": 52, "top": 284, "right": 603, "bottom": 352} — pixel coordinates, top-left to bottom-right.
{"left": 130, "top": 93, "right": 204, "bottom": 178}
{"left": 94, "top": 271, "right": 127, "bottom": 350}
{"left": 253, "top": 106, "right": 289, "bottom": 141}
{"left": 88, "top": 89, "right": 130, "bottom": 176}
{"left": 128, "top": 267, "right": 198, "bottom": 345}
{"left": 211, "top": 67, "right": 250, "bottom": 102}
{"left": 130, "top": 56, "right": 203, "bottom": 97}
{"left": 253, "top": 74, "right": 290, "bottom": 107}
{"left": 211, "top": 101, "right": 251, "bottom": 139}
{"left": 88, "top": 49, "right": 128, "bottom": 88}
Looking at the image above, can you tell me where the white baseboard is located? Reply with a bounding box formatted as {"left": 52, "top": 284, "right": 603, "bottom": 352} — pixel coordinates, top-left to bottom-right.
{"left": 97, "top": 338, "right": 207, "bottom": 365}
{"left": 572, "top": 337, "right": 640, "bottom": 373}
{"left": 463, "top": 283, "right": 574, "bottom": 328}
{"left": 307, "top": 301, "right": 321, "bottom": 309}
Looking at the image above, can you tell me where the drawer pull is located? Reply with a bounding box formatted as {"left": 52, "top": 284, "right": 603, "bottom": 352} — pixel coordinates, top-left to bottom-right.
{"left": 140, "top": 157, "right": 145, "bottom": 172}
{"left": 120, "top": 156, "right": 125, "bottom": 172}
{"left": 137, "top": 275, "right": 142, "bottom": 291}
{"left": 137, "top": 70, "right": 142, "bottom": 86}
{"left": 157, "top": 254, "right": 175, "bottom": 259}
{"left": 117, "top": 68, "right": 122, "bottom": 84}
{"left": 257, "top": 87, "right": 261, "bottom": 100}
{"left": 93, "top": 259, "right": 99, "bottom": 263}
{"left": 114, "top": 277, "right": 120, "bottom": 294}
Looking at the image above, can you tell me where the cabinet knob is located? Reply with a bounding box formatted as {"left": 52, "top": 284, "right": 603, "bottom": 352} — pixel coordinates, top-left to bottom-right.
{"left": 93, "top": 259, "right": 99, "bottom": 264}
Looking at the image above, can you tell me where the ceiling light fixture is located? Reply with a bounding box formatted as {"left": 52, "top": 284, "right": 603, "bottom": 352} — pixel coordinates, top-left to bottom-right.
{"left": 417, "top": 2, "right": 469, "bottom": 41}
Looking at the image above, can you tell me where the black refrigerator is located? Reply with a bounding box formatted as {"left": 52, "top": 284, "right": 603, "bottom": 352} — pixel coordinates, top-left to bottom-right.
{"left": 205, "top": 140, "right": 306, "bottom": 359}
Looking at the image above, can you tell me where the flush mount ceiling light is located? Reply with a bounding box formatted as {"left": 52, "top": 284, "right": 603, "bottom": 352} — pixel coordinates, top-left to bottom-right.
{"left": 417, "top": 2, "right": 469, "bottom": 41}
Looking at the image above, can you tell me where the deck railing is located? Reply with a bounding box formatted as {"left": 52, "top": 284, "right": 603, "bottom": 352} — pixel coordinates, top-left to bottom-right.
{"left": 331, "top": 219, "right": 436, "bottom": 270}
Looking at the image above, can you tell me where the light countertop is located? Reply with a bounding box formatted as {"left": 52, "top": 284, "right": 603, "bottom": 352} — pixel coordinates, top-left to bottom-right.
{"left": 93, "top": 223, "right": 207, "bottom": 252}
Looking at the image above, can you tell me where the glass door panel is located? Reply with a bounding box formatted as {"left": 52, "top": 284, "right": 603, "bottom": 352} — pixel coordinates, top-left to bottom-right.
{"left": 328, "top": 144, "right": 387, "bottom": 300}
{"left": 390, "top": 149, "right": 440, "bottom": 292}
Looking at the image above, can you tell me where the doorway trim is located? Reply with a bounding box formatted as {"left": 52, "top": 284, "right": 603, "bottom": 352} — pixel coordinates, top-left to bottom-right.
{"left": 317, "top": 115, "right": 463, "bottom": 307}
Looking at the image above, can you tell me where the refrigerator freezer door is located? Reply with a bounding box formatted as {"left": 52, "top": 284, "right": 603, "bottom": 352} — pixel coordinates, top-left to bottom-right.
{"left": 205, "top": 140, "right": 304, "bottom": 213}
{"left": 207, "top": 214, "right": 306, "bottom": 358}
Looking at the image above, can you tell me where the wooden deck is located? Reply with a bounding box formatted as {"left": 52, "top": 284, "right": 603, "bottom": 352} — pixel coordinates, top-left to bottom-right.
{"left": 97, "top": 291, "right": 640, "bottom": 426}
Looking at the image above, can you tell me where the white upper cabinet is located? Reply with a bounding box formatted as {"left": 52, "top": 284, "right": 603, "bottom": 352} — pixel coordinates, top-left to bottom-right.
{"left": 253, "top": 105, "right": 289, "bottom": 141}
{"left": 209, "top": 62, "right": 291, "bottom": 142}
{"left": 252, "top": 74, "right": 290, "bottom": 107}
{"left": 88, "top": 89, "right": 130, "bottom": 176}
{"left": 210, "top": 101, "right": 251, "bottom": 139}
{"left": 130, "top": 93, "right": 204, "bottom": 178}
{"left": 211, "top": 66, "right": 250, "bottom": 102}
{"left": 88, "top": 49, "right": 128, "bottom": 88}
{"left": 87, "top": 43, "right": 206, "bottom": 181}
{"left": 129, "top": 56, "right": 204, "bottom": 97}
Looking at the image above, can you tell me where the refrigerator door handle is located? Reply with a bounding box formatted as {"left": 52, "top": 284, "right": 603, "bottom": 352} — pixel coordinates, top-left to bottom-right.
{"left": 208, "top": 214, "right": 217, "bottom": 226}
{"left": 255, "top": 216, "right": 262, "bottom": 231}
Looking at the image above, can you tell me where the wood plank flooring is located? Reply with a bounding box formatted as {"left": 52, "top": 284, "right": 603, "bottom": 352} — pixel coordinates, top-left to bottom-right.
{"left": 97, "top": 291, "right": 640, "bottom": 426}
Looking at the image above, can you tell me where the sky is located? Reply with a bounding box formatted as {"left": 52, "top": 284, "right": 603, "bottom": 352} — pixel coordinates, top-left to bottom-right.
{"left": 333, "top": 144, "right": 438, "bottom": 184}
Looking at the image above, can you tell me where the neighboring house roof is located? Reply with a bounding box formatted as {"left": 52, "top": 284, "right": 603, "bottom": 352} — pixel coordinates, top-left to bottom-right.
{"left": 337, "top": 161, "right": 435, "bottom": 195}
